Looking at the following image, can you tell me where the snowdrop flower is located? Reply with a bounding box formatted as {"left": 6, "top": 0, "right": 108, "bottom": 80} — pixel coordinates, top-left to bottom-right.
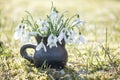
{"left": 77, "top": 34, "right": 86, "bottom": 44}
{"left": 13, "top": 24, "right": 25, "bottom": 40}
{"left": 36, "top": 19, "right": 48, "bottom": 28}
{"left": 14, "top": 23, "right": 31, "bottom": 43}
{"left": 72, "top": 16, "right": 85, "bottom": 27}
{"left": 36, "top": 42, "right": 47, "bottom": 52}
{"left": 66, "top": 30, "right": 76, "bottom": 43}
{"left": 50, "top": 10, "right": 58, "bottom": 21}
{"left": 58, "top": 28, "right": 68, "bottom": 44}
{"left": 36, "top": 19, "right": 43, "bottom": 26}
{"left": 14, "top": 29, "right": 23, "bottom": 40}
{"left": 47, "top": 34, "right": 58, "bottom": 48}
{"left": 40, "top": 26, "right": 48, "bottom": 32}
{"left": 79, "top": 35, "right": 86, "bottom": 43}
{"left": 37, "top": 20, "right": 49, "bottom": 36}
{"left": 58, "top": 32, "right": 64, "bottom": 44}
{"left": 37, "top": 27, "right": 47, "bottom": 36}
{"left": 49, "top": 8, "right": 60, "bottom": 25}
{"left": 43, "top": 21, "right": 49, "bottom": 27}
{"left": 22, "top": 31, "right": 30, "bottom": 43}
{"left": 14, "top": 7, "right": 86, "bottom": 49}
{"left": 41, "top": 21, "right": 49, "bottom": 32}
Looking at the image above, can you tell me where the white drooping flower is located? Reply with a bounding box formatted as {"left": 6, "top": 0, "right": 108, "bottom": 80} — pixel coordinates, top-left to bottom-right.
{"left": 14, "top": 29, "right": 23, "bottom": 40}
{"left": 13, "top": 23, "right": 26, "bottom": 40}
{"left": 41, "top": 21, "right": 49, "bottom": 32}
{"left": 49, "top": 8, "right": 61, "bottom": 26}
{"left": 36, "top": 18, "right": 43, "bottom": 26}
{"left": 37, "top": 20, "right": 49, "bottom": 36}
{"left": 14, "top": 7, "right": 86, "bottom": 49}
{"left": 13, "top": 23, "right": 33, "bottom": 44}
{"left": 77, "top": 34, "right": 86, "bottom": 44}
{"left": 37, "top": 25, "right": 47, "bottom": 33}
{"left": 36, "top": 19, "right": 48, "bottom": 28}
{"left": 58, "top": 32, "right": 64, "bottom": 44}
{"left": 50, "top": 10, "right": 58, "bottom": 21}
{"left": 47, "top": 34, "right": 58, "bottom": 48}
{"left": 66, "top": 30, "right": 76, "bottom": 43}
{"left": 72, "top": 17, "right": 85, "bottom": 27}
{"left": 79, "top": 35, "right": 86, "bottom": 43}
{"left": 58, "top": 28, "right": 68, "bottom": 44}
{"left": 22, "top": 31, "right": 30, "bottom": 43}
{"left": 36, "top": 42, "right": 47, "bottom": 52}
{"left": 43, "top": 20, "right": 49, "bottom": 27}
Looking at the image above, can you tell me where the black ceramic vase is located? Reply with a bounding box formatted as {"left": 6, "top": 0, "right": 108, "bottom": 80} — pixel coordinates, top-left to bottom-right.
{"left": 20, "top": 35, "right": 68, "bottom": 69}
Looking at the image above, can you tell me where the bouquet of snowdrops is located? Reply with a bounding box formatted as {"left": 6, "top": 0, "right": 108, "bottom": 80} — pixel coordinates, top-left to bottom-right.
{"left": 14, "top": 7, "right": 86, "bottom": 52}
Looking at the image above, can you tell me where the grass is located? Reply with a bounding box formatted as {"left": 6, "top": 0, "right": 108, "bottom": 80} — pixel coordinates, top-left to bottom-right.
{"left": 0, "top": 0, "right": 120, "bottom": 80}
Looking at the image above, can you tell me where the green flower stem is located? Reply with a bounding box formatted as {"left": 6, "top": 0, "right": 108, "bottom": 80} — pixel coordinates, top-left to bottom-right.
{"left": 66, "top": 14, "right": 79, "bottom": 27}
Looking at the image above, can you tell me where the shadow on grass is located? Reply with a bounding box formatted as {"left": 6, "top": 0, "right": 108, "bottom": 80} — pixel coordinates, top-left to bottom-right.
{"left": 25, "top": 62, "right": 120, "bottom": 80}
{"left": 46, "top": 67, "right": 81, "bottom": 80}
{"left": 25, "top": 62, "right": 83, "bottom": 80}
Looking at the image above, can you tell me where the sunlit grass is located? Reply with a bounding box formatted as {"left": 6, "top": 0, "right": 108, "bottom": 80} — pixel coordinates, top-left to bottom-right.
{"left": 0, "top": 0, "right": 120, "bottom": 80}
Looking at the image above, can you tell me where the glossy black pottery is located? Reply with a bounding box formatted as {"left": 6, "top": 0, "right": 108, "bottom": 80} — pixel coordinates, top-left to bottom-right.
{"left": 20, "top": 35, "right": 68, "bottom": 69}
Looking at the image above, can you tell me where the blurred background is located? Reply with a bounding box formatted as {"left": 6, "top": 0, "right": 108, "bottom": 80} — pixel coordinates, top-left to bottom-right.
{"left": 0, "top": 0, "right": 120, "bottom": 79}
{"left": 0, "top": 0, "right": 120, "bottom": 47}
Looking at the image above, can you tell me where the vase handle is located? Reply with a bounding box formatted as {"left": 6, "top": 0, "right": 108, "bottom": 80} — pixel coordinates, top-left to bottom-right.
{"left": 20, "top": 44, "right": 36, "bottom": 63}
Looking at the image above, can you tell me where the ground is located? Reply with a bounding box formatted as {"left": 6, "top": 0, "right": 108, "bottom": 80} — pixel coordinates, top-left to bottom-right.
{"left": 0, "top": 0, "right": 120, "bottom": 80}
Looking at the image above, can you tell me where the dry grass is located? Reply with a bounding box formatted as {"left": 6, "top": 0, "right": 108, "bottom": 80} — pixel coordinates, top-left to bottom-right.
{"left": 0, "top": 0, "right": 120, "bottom": 80}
